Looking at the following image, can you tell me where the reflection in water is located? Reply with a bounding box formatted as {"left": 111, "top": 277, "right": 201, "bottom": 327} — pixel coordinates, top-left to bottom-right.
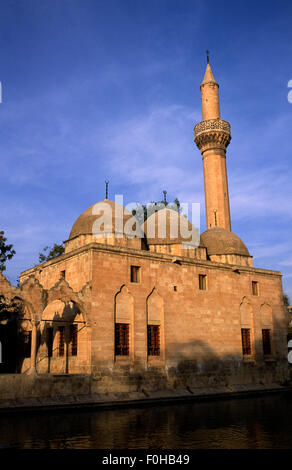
{"left": 0, "top": 393, "right": 292, "bottom": 449}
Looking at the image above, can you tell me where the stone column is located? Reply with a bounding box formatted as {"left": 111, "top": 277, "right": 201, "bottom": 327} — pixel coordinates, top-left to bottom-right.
{"left": 28, "top": 319, "right": 39, "bottom": 375}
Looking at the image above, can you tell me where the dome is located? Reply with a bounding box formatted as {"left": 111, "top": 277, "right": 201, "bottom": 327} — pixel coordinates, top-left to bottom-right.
{"left": 69, "top": 199, "right": 143, "bottom": 240}
{"left": 142, "top": 208, "right": 200, "bottom": 247}
{"left": 200, "top": 227, "right": 250, "bottom": 257}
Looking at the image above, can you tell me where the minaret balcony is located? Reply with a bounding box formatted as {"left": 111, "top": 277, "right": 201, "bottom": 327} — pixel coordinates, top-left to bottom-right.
{"left": 194, "top": 119, "right": 231, "bottom": 152}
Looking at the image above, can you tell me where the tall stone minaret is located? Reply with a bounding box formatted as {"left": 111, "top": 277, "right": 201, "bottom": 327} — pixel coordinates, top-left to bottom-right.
{"left": 194, "top": 56, "right": 232, "bottom": 231}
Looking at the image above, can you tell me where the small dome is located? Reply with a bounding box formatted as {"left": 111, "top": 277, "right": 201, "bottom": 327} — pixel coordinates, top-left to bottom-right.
{"left": 142, "top": 208, "right": 200, "bottom": 247}
{"left": 200, "top": 227, "right": 250, "bottom": 257}
{"left": 69, "top": 199, "right": 143, "bottom": 240}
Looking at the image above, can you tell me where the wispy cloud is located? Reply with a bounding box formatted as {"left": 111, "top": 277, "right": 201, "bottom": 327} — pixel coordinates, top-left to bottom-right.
{"left": 229, "top": 166, "right": 292, "bottom": 220}
{"left": 101, "top": 104, "right": 202, "bottom": 200}
{"left": 0, "top": 0, "right": 291, "bottom": 300}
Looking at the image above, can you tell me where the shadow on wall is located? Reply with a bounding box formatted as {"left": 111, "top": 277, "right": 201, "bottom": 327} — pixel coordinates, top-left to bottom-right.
{"left": 0, "top": 295, "right": 82, "bottom": 375}
{"left": 91, "top": 310, "right": 291, "bottom": 394}
{"left": 19, "top": 300, "right": 86, "bottom": 375}
{"left": 0, "top": 273, "right": 291, "bottom": 394}
{"left": 0, "top": 273, "right": 90, "bottom": 374}
{"left": 12, "top": 307, "right": 292, "bottom": 389}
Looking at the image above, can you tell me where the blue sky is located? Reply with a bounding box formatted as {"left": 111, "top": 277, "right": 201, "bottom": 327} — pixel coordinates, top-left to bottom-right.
{"left": 1, "top": 0, "right": 292, "bottom": 300}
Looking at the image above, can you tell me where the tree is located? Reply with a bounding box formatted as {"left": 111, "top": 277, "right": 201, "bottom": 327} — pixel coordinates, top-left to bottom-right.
{"left": 132, "top": 196, "right": 182, "bottom": 225}
{"left": 283, "top": 294, "right": 291, "bottom": 310}
{"left": 38, "top": 243, "right": 65, "bottom": 263}
{"left": 0, "top": 295, "right": 23, "bottom": 321}
{"left": 0, "top": 231, "right": 16, "bottom": 272}
{"left": 0, "top": 295, "right": 23, "bottom": 373}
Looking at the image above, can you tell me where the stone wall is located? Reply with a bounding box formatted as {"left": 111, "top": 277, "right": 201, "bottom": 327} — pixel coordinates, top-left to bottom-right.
{"left": 88, "top": 246, "right": 288, "bottom": 371}
{"left": 0, "top": 374, "right": 91, "bottom": 401}
{"left": 20, "top": 249, "right": 92, "bottom": 292}
{"left": 0, "top": 359, "right": 289, "bottom": 408}
{"left": 2, "top": 242, "right": 288, "bottom": 401}
{"left": 90, "top": 360, "right": 289, "bottom": 395}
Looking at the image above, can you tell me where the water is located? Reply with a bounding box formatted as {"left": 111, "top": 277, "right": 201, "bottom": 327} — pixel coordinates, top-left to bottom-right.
{"left": 1, "top": 392, "right": 292, "bottom": 449}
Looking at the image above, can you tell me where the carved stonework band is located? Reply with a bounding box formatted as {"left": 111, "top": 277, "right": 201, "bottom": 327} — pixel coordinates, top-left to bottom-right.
{"left": 194, "top": 119, "right": 231, "bottom": 152}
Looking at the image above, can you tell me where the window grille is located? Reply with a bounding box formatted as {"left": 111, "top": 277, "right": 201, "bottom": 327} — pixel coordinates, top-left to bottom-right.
{"left": 115, "top": 323, "right": 129, "bottom": 356}
{"left": 58, "top": 326, "right": 65, "bottom": 357}
{"left": 147, "top": 325, "right": 160, "bottom": 356}
{"left": 262, "top": 329, "right": 272, "bottom": 355}
{"left": 70, "top": 324, "right": 78, "bottom": 356}
{"left": 241, "top": 328, "right": 251, "bottom": 355}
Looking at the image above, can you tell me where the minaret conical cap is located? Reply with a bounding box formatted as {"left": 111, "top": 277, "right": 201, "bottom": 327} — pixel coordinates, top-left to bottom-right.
{"left": 201, "top": 63, "right": 218, "bottom": 86}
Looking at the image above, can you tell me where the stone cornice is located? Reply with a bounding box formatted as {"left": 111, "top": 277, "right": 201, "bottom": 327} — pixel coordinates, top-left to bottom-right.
{"left": 20, "top": 241, "right": 282, "bottom": 279}
{"left": 200, "top": 81, "right": 219, "bottom": 89}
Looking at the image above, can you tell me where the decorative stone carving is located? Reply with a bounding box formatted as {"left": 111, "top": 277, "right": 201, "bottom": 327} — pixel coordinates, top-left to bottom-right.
{"left": 194, "top": 119, "right": 230, "bottom": 134}
{"left": 194, "top": 119, "right": 231, "bottom": 152}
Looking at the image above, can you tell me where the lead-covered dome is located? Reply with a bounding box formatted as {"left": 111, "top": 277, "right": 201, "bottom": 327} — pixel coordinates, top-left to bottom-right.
{"left": 142, "top": 208, "right": 200, "bottom": 247}
{"left": 200, "top": 227, "right": 250, "bottom": 257}
{"left": 69, "top": 199, "right": 143, "bottom": 240}
{"left": 65, "top": 199, "right": 143, "bottom": 253}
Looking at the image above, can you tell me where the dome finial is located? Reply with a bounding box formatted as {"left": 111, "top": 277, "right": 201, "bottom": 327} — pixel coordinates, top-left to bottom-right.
{"left": 206, "top": 49, "right": 210, "bottom": 65}
{"left": 105, "top": 180, "right": 109, "bottom": 200}
{"left": 163, "top": 190, "right": 167, "bottom": 205}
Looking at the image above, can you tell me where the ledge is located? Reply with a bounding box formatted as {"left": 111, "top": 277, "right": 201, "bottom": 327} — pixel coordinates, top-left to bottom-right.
{"left": 20, "top": 240, "right": 282, "bottom": 280}
{"left": 0, "top": 384, "right": 291, "bottom": 415}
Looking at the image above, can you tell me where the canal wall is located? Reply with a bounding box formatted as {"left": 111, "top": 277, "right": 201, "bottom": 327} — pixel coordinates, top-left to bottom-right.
{"left": 0, "top": 360, "right": 291, "bottom": 412}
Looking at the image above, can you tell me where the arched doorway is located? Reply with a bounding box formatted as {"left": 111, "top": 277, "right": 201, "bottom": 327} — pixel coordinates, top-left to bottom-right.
{"left": 38, "top": 299, "right": 88, "bottom": 374}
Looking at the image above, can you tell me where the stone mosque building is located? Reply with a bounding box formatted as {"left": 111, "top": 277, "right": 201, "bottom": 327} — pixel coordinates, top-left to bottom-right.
{"left": 0, "top": 60, "right": 289, "bottom": 398}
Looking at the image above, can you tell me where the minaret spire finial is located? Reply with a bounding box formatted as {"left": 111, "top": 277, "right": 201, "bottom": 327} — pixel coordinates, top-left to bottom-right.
{"left": 105, "top": 180, "right": 109, "bottom": 199}
{"left": 163, "top": 190, "right": 167, "bottom": 205}
{"left": 206, "top": 50, "right": 210, "bottom": 64}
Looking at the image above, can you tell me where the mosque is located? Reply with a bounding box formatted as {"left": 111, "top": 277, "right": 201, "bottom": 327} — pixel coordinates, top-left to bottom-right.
{"left": 0, "top": 59, "right": 289, "bottom": 399}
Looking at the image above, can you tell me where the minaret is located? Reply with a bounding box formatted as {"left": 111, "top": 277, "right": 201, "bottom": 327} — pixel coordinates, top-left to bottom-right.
{"left": 194, "top": 54, "right": 232, "bottom": 231}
